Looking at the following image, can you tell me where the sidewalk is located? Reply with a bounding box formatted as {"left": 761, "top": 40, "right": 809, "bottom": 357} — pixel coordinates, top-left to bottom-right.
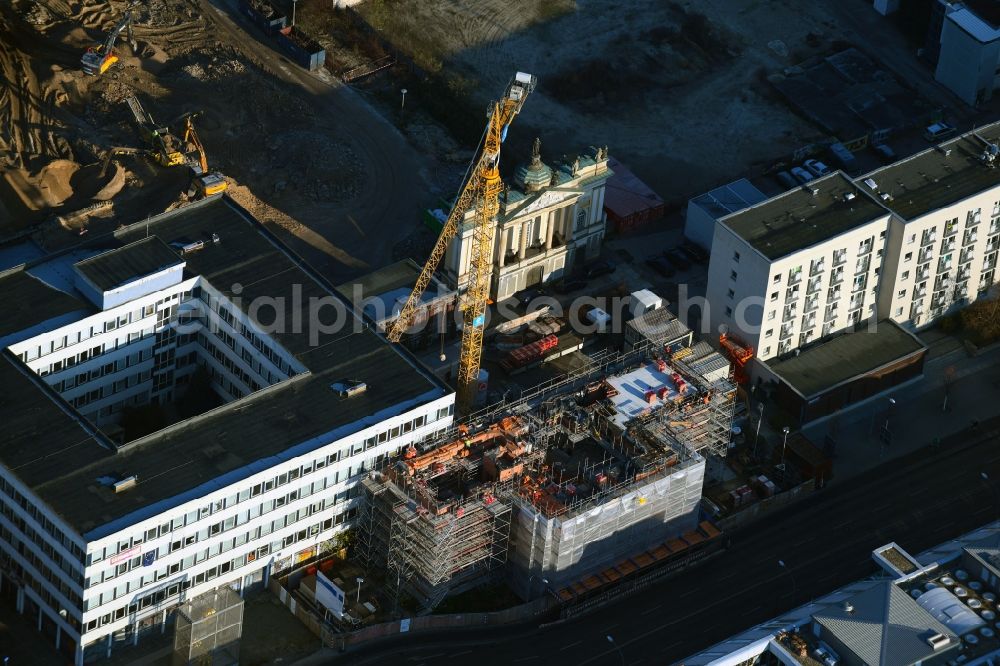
{"left": 801, "top": 340, "right": 1000, "bottom": 481}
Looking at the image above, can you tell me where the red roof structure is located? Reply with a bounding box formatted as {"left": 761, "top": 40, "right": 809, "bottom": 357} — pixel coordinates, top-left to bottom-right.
{"left": 603, "top": 158, "right": 665, "bottom": 233}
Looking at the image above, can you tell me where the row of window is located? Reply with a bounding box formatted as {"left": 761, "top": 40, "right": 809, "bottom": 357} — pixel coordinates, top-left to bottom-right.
{"left": 18, "top": 291, "right": 189, "bottom": 364}
{"left": 83, "top": 511, "right": 353, "bottom": 633}
{"left": 199, "top": 292, "right": 298, "bottom": 377}
{"left": 88, "top": 405, "right": 451, "bottom": 565}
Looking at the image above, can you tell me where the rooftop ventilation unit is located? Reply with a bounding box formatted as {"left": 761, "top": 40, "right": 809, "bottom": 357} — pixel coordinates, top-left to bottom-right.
{"left": 925, "top": 633, "right": 950, "bottom": 650}
{"left": 843, "top": 192, "right": 856, "bottom": 202}
{"left": 863, "top": 178, "right": 878, "bottom": 191}
{"left": 113, "top": 475, "right": 137, "bottom": 493}
{"left": 938, "top": 146, "right": 952, "bottom": 157}
{"left": 842, "top": 601, "right": 854, "bottom": 614}
{"left": 880, "top": 192, "right": 893, "bottom": 202}
{"left": 171, "top": 240, "right": 206, "bottom": 255}
{"left": 810, "top": 187, "right": 820, "bottom": 196}
{"left": 330, "top": 379, "right": 367, "bottom": 398}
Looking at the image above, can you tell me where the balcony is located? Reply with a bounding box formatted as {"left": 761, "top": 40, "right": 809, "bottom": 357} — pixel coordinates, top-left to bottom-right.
{"left": 942, "top": 238, "right": 957, "bottom": 253}
{"left": 913, "top": 287, "right": 926, "bottom": 300}
{"left": 954, "top": 286, "right": 969, "bottom": 300}
{"left": 910, "top": 303, "right": 924, "bottom": 319}
{"left": 801, "top": 314, "right": 817, "bottom": 331}
{"left": 855, "top": 256, "right": 871, "bottom": 275}
{"left": 916, "top": 267, "right": 930, "bottom": 281}
{"left": 785, "top": 286, "right": 801, "bottom": 302}
{"left": 805, "top": 294, "right": 819, "bottom": 313}
{"left": 858, "top": 242, "right": 873, "bottom": 256}
{"left": 787, "top": 270, "right": 802, "bottom": 287}
{"left": 807, "top": 276, "right": 822, "bottom": 294}
{"left": 960, "top": 248, "right": 974, "bottom": 265}
{"left": 944, "top": 223, "right": 959, "bottom": 238}
{"left": 964, "top": 232, "right": 978, "bottom": 246}
{"left": 921, "top": 232, "right": 937, "bottom": 247}
{"left": 988, "top": 238, "right": 1000, "bottom": 253}
{"left": 824, "top": 307, "right": 838, "bottom": 323}
{"left": 809, "top": 261, "right": 825, "bottom": 277}
{"left": 779, "top": 324, "right": 794, "bottom": 340}
{"left": 957, "top": 267, "right": 971, "bottom": 282}
{"left": 830, "top": 271, "right": 844, "bottom": 286}
{"left": 832, "top": 251, "right": 847, "bottom": 267}
{"left": 782, "top": 306, "right": 797, "bottom": 323}
{"left": 919, "top": 248, "right": 934, "bottom": 263}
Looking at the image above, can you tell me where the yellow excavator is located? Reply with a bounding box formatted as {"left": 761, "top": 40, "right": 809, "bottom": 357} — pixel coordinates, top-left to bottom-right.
{"left": 125, "top": 95, "right": 186, "bottom": 167}
{"left": 182, "top": 114, "right": 227, "bottom": 198}
{"left": 81, "top": 4, "right": 138, "bottom": 75}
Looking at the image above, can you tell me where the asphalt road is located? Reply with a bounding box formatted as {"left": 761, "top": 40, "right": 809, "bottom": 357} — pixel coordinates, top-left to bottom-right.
{"left": 320, "top": 422, "right": 1000, "bottom": 666}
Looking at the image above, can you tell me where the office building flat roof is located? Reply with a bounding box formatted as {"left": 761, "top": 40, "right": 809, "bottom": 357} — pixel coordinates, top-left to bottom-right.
{"left": 74, "top": 236, "right": 183, "bottom": 292}
{"left": 0, "top": 197, "right": 448, "bottom": 539}
{"left": 765, "top": 319, "right": 926, "bottom": 399}
{"left": 0, "top": 270, "right": 86, "bottom": 342}
{"left": 861, "top": 122, "right": 1000, "bottom": 221}
{"left": 720, "top": 172, "right": 887, "bottom": 260}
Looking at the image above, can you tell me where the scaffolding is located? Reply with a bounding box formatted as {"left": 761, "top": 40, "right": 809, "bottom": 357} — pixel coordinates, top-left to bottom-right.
{"left": 172, "top": 586, "right": 243, "bottom": 666}
{"left": 358, "top": 340, "right": 733, "bottom": 604}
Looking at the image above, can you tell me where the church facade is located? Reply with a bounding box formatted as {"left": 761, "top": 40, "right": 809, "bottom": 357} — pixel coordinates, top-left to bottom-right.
{"left": 443, "top": 140, "right": 612, "bottom": 302}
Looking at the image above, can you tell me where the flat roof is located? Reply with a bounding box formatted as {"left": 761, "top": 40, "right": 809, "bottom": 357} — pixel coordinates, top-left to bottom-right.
{"left": 720, "top": 172, "right": 887, "bottom": 260}
{"left": 0, "top": 196, "right": 448, "bottom": 539}
{"left": 690, "top": 178, "right": 766, "bottom": 220}
{"left": 74, "top": 236, "right": 183, "bottom": 292}
{"left": 860, "top": 121, "right": 1000, "bottom": 221}
{"left": 0, "top": 270, "right": 86, "bottom": 342}
{"left": 603, "top": 158, "right": 663, "bottom": 219}
{"left": 765, "top": 319, "right": 926, "bottom": 399}
{"left": 950, "top": 6, "right": 1000, "bottom": 43}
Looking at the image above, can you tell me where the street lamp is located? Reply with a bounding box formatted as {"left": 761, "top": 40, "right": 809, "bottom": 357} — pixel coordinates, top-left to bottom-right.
{"left": 355, "top": 576, "right": 364, "bottom": 605}
{"left": 981, "top": 472, "right": 1000, "bottom": 547}
{"left": 291, "top": 0, "right": 298, "bottom": 27}
{"left": 779, "top": 426, "right": 790, "bottom": 469}
{"left": 400, "top": 88, "right": 408, "bottom": 112}
{"left": 753, "top": 402, "right": 765, "bottom": 460}
{"left": 606, "top": 634, "right": 625, "bottom": 666}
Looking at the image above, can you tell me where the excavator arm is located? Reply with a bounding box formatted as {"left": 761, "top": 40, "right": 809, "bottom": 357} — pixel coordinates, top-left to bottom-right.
{"left": 81, "top": 6, "right": 136, "bottom": 75}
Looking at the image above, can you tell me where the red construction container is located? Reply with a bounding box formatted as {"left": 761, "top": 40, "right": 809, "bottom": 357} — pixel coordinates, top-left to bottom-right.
{"left": 501, "top": 334, "right": 558, "bottom": 370}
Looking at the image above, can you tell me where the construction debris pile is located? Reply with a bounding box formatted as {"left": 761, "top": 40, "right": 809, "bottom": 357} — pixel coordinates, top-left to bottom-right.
{"left": 359, "top": 342, "right": 736, "bottom": 610}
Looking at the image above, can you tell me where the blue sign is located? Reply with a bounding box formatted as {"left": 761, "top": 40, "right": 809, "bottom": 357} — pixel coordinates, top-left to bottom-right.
{"left": 473, "top": 315, "right": 485, "bottom": 328}
{"left": 142, "top": 551, "right": 156, "bottom": 567}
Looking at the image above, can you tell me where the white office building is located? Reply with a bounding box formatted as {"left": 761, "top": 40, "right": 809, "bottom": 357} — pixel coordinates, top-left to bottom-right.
{"left": 868, "top": 123, "right": 1000, "bottom": 328}
{"left": 0, "top": 196, "right": 454, "bottom": 663}
{"left": 705, "top": 122, "right": 1000, "bottom": 366}
{"left": 706, "top": 172, "right": 891, "bottom": 362}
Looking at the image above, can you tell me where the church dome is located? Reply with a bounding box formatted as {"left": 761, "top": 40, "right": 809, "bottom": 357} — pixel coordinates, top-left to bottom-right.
{"left": 514, "top": 137, "right": 553, "bottom": 193}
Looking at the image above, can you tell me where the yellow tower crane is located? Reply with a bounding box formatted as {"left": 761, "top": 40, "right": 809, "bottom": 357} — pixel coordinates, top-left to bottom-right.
{"left": 387, "top": 72, "right": 536, "bottom": 414}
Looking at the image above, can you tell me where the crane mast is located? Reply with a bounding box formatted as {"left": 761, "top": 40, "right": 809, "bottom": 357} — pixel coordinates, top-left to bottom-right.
{"left": 387, "top": 72, "right": 536, "bottom": 414}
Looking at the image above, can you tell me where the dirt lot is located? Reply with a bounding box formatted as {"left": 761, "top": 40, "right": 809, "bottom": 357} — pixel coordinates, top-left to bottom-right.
{"left": 0, "top": 0, "right": 436, "bottom": 281}
{"left": 315, "top": 0, "right": 861, "bottom": 207}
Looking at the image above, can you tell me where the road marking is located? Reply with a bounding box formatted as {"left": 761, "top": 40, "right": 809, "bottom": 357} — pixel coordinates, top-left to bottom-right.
{"left": 641, "top": 604, "right": 662, "bottom": 615}
{"left": 560, "top": 640, "right": 582, "bottom": 651}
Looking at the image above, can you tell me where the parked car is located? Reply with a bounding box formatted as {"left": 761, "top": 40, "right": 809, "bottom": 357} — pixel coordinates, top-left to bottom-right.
{"left": 804, "top": 159, "right": 831, "bottom": 177}
{"left": 513, "top": 287, "right": 544, "bottom": 308}
{"left": 584, "top": 260, "right": 616, "bottom": 279}
{"left": 828, "top": 142, "right": 857, "bottom": 171}
{"left": 791, "top": 166, "right": 814, "bottom": 184}
{"left": 776, "top": 170, "right": 797, "bottom": 189}
{"left": 923, "top": 122, "right": 956, "bottom": 142}
{"left": 665, "top": 248, "right": 691, "bottom": 271}
{"left": 646, "top": 255, "right": 676, "bottom": 278}
{"left": 681, "top": 242, "right": 709, "bottom": 264}
{"left": 873, "top": 142, "right": 896, "bottom": 163}
{"left": 553, "top": 277, "right": 588, "bottom": 294}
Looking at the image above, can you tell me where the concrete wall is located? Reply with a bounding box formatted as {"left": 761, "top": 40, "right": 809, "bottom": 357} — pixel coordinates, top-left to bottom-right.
{"left": 684, "top": 201, "right": 717, "bottom": 251}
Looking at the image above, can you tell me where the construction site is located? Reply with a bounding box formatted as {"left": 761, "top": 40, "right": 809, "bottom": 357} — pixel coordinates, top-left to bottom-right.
{"left": 357, "top": 340, "right": 735, "bottom": 610}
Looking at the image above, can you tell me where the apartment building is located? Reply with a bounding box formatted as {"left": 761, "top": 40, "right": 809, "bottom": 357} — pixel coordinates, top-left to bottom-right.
{"left": 0, "top": 197, "right": 454, "bottom": 664}
{"left": 870, "top": 122, "right": 1000, "bottom": 328}
{"left": 443, "top": 140, "right": 611, "bottom": 301}
{"left": 706, "top": 172, "right": 891, "bottom": 362}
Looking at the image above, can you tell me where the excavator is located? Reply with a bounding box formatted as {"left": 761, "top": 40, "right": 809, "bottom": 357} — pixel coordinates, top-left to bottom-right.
{"left": 124, "top": 95, "right": 186, "bottom": 167}
{"left": 81, "top": 4, "right": 138, "bottom": 76}
{"left": 181, "top": 114, "right": 227, "bottom": 198}
{"left": 386, "top": 72, "right": 536, "bottom": 415}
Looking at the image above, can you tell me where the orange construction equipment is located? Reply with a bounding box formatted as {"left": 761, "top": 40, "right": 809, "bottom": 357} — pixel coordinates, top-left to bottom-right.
{"left": 719, "top": 332, "right": 754, "bottom": 385}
